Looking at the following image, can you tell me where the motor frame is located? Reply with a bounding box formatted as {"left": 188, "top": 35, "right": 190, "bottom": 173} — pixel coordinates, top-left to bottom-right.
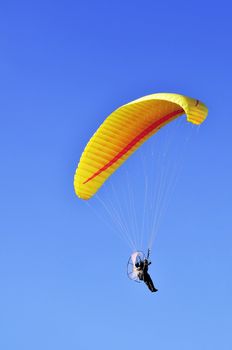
{"left": 127, "top": 251, "right": 146, "bottom": 283}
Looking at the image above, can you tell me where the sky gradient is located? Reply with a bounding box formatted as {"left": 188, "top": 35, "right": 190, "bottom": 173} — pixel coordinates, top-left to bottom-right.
{"left": 1, "top": 0, "right": 232, "bottom": 349}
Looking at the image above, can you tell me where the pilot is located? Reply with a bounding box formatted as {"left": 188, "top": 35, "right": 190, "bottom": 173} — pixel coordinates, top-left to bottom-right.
{"left": 135, "top": 257, "right": 158, "bottom": 293}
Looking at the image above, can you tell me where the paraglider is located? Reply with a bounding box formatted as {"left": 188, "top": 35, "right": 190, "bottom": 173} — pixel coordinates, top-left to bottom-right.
{"left": 74, "top": 92, "right": 208, "bottom": 293}
{"left": 134, "top": 250, "right": 158, "bottom": 293}
{"left": 74, "top": 93, "right": 208, "bottom": 200}
{"left": 127, "top": 250, "right": 157, "bottom": 292}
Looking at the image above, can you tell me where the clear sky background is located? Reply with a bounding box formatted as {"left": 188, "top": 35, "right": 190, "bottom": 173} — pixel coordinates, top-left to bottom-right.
{"left": 1, "top": 0, "right": 232, "bottom": 349}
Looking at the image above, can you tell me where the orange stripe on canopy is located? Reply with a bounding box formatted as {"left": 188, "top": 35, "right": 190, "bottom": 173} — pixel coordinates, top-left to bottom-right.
{"left": 83, "top": 108, "right": 183, "bottom": 185}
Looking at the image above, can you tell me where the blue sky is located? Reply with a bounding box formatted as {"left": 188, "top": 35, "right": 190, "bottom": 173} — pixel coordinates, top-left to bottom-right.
{"left": 1, "top": 0, "right": 232, "bottom": 349}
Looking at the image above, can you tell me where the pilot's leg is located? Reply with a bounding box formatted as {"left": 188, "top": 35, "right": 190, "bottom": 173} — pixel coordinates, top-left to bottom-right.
{"left": 144, "top": 273, "right": 158, "bottom": 293}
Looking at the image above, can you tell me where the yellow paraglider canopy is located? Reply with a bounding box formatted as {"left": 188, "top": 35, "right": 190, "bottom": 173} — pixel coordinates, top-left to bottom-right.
{"left": 74, "top": 93, "right": 208, "bottom": 200}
